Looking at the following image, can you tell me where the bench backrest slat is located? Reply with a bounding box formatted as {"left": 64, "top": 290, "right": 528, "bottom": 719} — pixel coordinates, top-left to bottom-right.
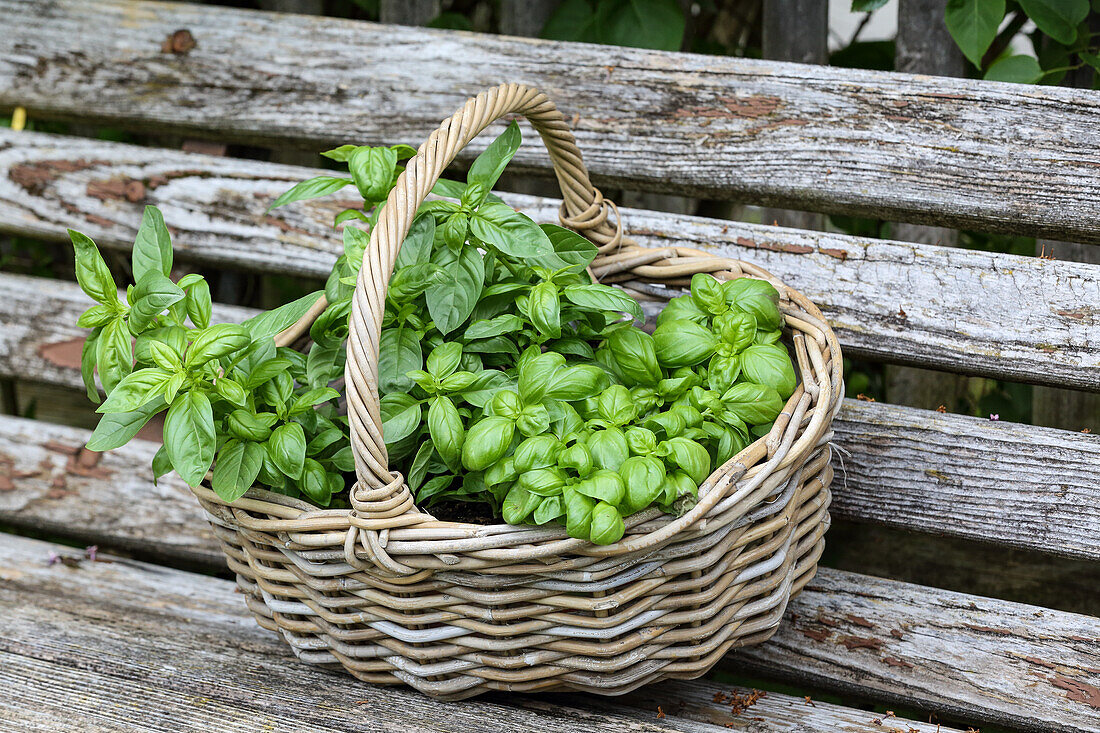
{"left": 3, "top": 0, "right": 1100, "bottom": 243}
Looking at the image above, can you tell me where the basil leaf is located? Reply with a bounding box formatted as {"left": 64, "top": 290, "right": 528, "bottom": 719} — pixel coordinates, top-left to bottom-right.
{"left": 395, "top": 213, "right": 435, "bottom": 269}
{"left": 502, "top": 485, "right": 541, "bottom": 524}
{"left": 690, "top": 272, "right": 726, "bottom": 315}
{"left": 740, "top": 343, "right": 797, "bottom": 399}
{"left": 656, "top": 294, "right": 708, "bottom": 328}
{"left": 653, "top": 318, "right": 717, "bottom": 368}
{"left": 243, "top": 357, "right": 293, "bottom": 389}
{"left": 605, "top": 328, "right": 661, "bottom": 387}
{"left": 378, "top": 326, "right": 423, "bottom": 393}
{"left": 77, "top": 304, "right": 116, "bottom": 329}
{"left": 96, "top": 367, "right": 172, "bottom": 414}
{"left": 184, "top": 278, "right": 212, "bottom": 329}
{"left": 81, "top": 328, "right": 102, "bottom": 404}
{"left": 129, "top": 271, "right": 185, "bottom": 333}
{"left": 132, "top": 205, "right": 173, "bottom": 282}
{"left": 426, "top": 245, "right": 484, "bottom": 336}
{"left": 69, "top": 229, "right": 121, "bottom": 309}
{"left": 242, "top": 291, "right": 324, "bottom": 343}
{"left": 163, "top": 391, "right": 215, "bottom": 486}
{"left": 320, "top": 144, "right": 358, "bottom": 162}
{"left": 563, "top": 284, "right": 644, "bottom": 323}
{"left": 461, "top": 370, "right": 514, "bottom": 408}
{"left": 533, "top": 224, "right": 599, "bottom": 272}
{"left": 407, "top": 441, "right": 435, "bottom": 492}
{"left": 306, "top": 343, "right": 346, "bottom": 389}
{"left": 724, "top": 277, "right": 783, "bottom": 331}
{"left": 659, "top": 437, "right": 711, "bottom": 486}
{"left": 428, "top": 395, "right": 464, "bottom": 471}
{"left": 228, "top": 409, "right": 275, "bottom": 442}
{"left": 463, "top": 336, "right": 519, "bottom": 356}
{"left": 468, "top": 121, "right": 521, "bottom": 198}
{"left": 562, "top": 486, "right": 596, "bottom": 540}
{"left": 469, "top": 203, "right": 553, "bottom": 259}
{"left": 212, "top": 439, "right": 263, "bottom": 503}
{"left": 461, "top": 416, "right": 515, "bottom": 471}
{"left": 185, "top": 324, "right": 250, "bottom": 367}
{"left": 426, "top": 342, "right": 462, "bottom": 380}
{"left": 381, "top": 393, "right": 422, "bottom": 444}
{"left": 528, "top": 281, "right": 561, "bottom": 338}
{"left": 464, "top": 314, "right": 524, "bottom": 340}
{"left": 267, "top": 422, "right": 307, "bottom": 480}
{"left": 96, "top": 317, "right": 133, "bottom": 395}
{"left": 300, "top": 457, "right": 333, "bottom": 506}
{"left": 721, "top": 382, "right": 784, "bottom": 425}
{"left": 544, "top": 364, "right": 608, "bottom": 401}
{"left": 588, "top": 428, "right": 630, "bottom": 472}
{"left": 589, "top": 501, "right": 625, "bottom": 545}
{"left": 349, "top": 146, "right": 398, "bottom": 203}
{"left": 86, "top": 396, "right": 166, "bottom": 451}
{"left": 290, "top": 386, "right": 340, "bottom": 414}
{"left": 152, "top": 443, "right": 172, "bottom": 485}
{"left": 268, "top": 176, "right": 352, "bottom": 211}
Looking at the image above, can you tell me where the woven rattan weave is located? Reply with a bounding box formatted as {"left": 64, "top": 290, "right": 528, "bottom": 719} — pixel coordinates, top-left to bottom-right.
{"left": 191, "top": 83, "right": 844, "bottom": 700}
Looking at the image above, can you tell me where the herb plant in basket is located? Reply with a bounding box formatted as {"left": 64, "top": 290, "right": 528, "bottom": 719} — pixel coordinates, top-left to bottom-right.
{"left": 70, "top": 83, "right": 843, "bottom": 699}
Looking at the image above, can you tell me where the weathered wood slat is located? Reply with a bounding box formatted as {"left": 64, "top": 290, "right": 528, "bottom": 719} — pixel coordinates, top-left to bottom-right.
{"left": 0, "top": 533, "right": 957, "bottom": 733}
{"left": 2, "top": 270, "right": 1098, "bottom": 560}
{"left": 3, "top": 131, "right": 1099, "bottom": 391}
{"left": 832, "top": 400, "right": 1100, "bottom": 560}
{"left": 732, "top": 569, "right": 1100, "bottom": 733}
{"left": 3, "top": 1, "right": 1100, "bottom": 242}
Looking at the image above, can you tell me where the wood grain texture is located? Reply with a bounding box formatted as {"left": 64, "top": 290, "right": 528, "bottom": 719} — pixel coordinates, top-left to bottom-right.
{"left": 3, "top": 130, "right": 1099, "bottom": 391}
{"left": 733, "top": 568, "right": 1100, "bottom": 733}
{"left": 832, "top": 400, "right": 1100, "bottom": 560}
{"left": 0, "top": 533, "right": 958, "bottom": 733}
{"left": 3, "top": 1, "right": 1100, "bottom": 242}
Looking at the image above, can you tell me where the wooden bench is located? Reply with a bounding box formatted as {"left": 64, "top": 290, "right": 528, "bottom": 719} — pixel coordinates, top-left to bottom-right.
{"left": 1, "top": 1, "right": 1099, "bottom": 731}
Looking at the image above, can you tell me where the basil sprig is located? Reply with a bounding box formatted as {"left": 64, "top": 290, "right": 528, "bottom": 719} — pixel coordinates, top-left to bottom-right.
{"left": 71, "top": 123, "right": 796, "bottom": 544}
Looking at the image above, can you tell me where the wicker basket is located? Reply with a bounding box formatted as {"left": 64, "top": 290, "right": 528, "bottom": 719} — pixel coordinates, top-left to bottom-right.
{"left": 191, "top": 83, "right": 844, "bottom": 700}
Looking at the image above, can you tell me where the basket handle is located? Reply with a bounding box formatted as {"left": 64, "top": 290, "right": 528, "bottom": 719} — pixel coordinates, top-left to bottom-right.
{"left": 343, "top": 83, "right": 620, "bottom": 526}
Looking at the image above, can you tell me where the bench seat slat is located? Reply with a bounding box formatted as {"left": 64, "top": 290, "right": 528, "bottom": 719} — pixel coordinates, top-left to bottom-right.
{"left": 2, "top": 130, "right": 1099, "bottom": 392}
{"left": 2, "top": 0, "right": 1100, "bottom": 243}
{"left": 0, "top": 533, "right": 957, "bottom": 733}
{"left": 2, "top": 274, "right": 1098, "bottom": 561}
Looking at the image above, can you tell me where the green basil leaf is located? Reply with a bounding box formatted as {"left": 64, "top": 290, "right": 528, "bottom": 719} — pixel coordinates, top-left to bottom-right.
{"left": 562, "top": 486, "right": 596, "bottom": 540}
{"left": 306, "top": 343, "right": 346, "bottom": 389}
{"left": 544, "top": 364, "right": 608, "bottom": 401}
{"left": 243, "top": 357, "right": 293, "bottom": 389}
{"left": 163, "top": 391, "right": 215, "bottom": 486}
{"left": 463, "top": 336, "right": 518, "bottom": 356}
{"left": 184, "top": 278, "right": 212, "bottom": 329}
{"left": 69, "top": 229, "right": 121, "bottom": 309}
{"left": 589, "top": 501, "right": 625, "bottom": 545}
{"left": 86, "top": 396, "right": 166, "bottom": 451}
{"left": 228, "top": 409, "right": 275, "bottom": 442}
{"left": 502, "top": 485, "right": 541, "bottom": 525}
{"left": 212, "top": 439, "right": 263, "bottom": 503}
{"left": 268, "top": 176, "right": 353, "bottom": 211}
{"left": 545, "top": 337, "right": 595, "bottom": 360}
{"left": 597, "top": 385, "right": 639, "bottom": 426}
{"left": 186, "top": 323, "right": 250, "bottom": 367}
{"left": 129, "top": 271, "right": 185, "bottom": 334}
{"left": 267, "top": 422, "right": 306, "bottom": 480}
{"left": 461, "top": 370, "right": 514, "bottom": 408}
{"left": 740, "top": 343, "right": 797, "bottom": 399}
{"left": 533, "top": 495, "right": 565, "bottom": 525}
{"left": 96, "top": 367, "right": 172, "bottom": 414}
{"left": 514, "top": 435, "right": 563, "bottom": 473}
{"left": 290, "top": 386, "right": 340, "bottom": 414}
{"left": 468, "top": 121, "right": 521, "bottom": 196}
{"left": 562, "top": 284, "right": 644, "bottom": 323}
{"left": 461, "top": 415, "right": 515, "bottom": 471}
{"left": 300, "top": 457, "right": 333, "bottom": 506}
{"left": 428, "top": 395, "right": 465, "bottom": 471}
{"left": 152, "top": 443, "right": 172, "bottom": 485}
{"left": 242, "top": 291, "right": 325, "bottom": 343}
{"left": 77, "top": 304, "right": 116, "bottom": 329}
{"left": 430, "top": 177, "right": 468, "bottom": 200}
{"left": 656, "top": 294, "right": 708, "bottom": 328}
{"left": 146, "top": 340, "right": 182, "bottom": 371}
{"left": 380, "top": 393, "right": 422, "bottom": 444}
{"left": 588, "top": 428, "right": 630, "bottom": 472}
{"left": 320, "top": 144, "right": 359, "bottom": 162}
{"left": 724, "top": 278, "right": 783, "bottom": 331}
{"left": 653, "top": 319, "right": 718, "bottom": 368}
{"left": 378, "top": 326, "right": 423, "bottom": 393}
{"left": 132, "top": 205, "right": 173, "bottom": 282}
{"left": 407, "top": 441, "right": 435, "bottom": 492}
{"left": 469, "top": 203, "right": 553, "bottom": 259}
{"left": 81, "top": 328, "right": 102, "bottom": 404}
{"left": 214, "top": 377, "right": 249, "bottom": 407}
{"left": 395, "top": 212, "right": 435, "bottom": 269}
{"left": 659, "top": 437, "right": 711, "bottom": 486}
{"left": 605, "top": 328, "right": 661, "bottom": 387}
{"left": 96, "top": 317, "right": 133, "bottom": 395}
{"left": 715, "top": 311, "right": 757, "bottom": 353}
{"left": 721, "top": 382, "right": 784, "bottom": 426}
{"left": 349, "top": 146, "right": 398, "bottom": 203}
{"left": 464, "top": 314, "right": 524, "bottom": 341}
{"left": 426, "top": 245, "right": 484, "bottom": 336}
{"left": 426, "top": 342, "right": 463, "bottom": 380}
{"left": 528, "top": 281, "right": 561, "bottom": 338}
{"left": 533, "top": 224, "right": 599, "bottom": 272}
{"left": 518, "top": 351, "right": 566, "bottom": 403}
{"left": 690, "top": 272, "right": 727, "bottom": 315}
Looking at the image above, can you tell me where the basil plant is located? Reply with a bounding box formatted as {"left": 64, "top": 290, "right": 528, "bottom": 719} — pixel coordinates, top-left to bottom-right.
{"left": 72, "top": 122, "right": 797, "bottom": 547}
